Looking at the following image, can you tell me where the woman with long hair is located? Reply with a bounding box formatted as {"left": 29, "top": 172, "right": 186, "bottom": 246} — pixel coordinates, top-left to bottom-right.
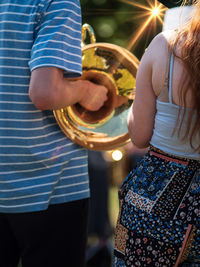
{"left": 113, "top": 0, "right": 200, "bottom": 266}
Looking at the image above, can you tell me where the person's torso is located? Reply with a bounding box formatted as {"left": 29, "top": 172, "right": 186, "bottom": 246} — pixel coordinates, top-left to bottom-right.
{"left": 0, "top": 0, "right": 89, "bottom": 213}
{"left": 150, "top": 35, "right": 200, "bottom": 160}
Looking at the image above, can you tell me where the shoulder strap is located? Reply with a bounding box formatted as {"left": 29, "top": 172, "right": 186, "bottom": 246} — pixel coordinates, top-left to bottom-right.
{"left": 169, "top": 53, "right": 174, "bottom": 104}
{"left": 157, "top": 47, "right": 172, "bottom": 103}
{"left": 164, "top": 48, "right": 171, "bottom": 83}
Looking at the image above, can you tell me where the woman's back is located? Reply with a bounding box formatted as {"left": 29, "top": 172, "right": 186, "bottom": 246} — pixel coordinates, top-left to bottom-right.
{"left": 150, "top": 31, "right": 200, "bottom": 160}
{"left": 151, "top": 31, "right": 194, "bottom": 107}
{"left": 127, "top": 29, "right": 200, "bottom": 157}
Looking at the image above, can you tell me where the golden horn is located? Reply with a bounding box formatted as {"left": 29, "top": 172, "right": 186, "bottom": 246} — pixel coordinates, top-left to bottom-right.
{"left": 53, "top": 24, "right": 139, "bottom": 151}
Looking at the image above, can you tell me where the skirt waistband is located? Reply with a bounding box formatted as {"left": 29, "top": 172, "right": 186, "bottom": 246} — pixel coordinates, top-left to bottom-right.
{"left": 149, "top": 145, "right": 200, "bottom": 167}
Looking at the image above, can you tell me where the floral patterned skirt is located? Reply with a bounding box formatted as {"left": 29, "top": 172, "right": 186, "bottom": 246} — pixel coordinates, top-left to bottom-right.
{"left": 113, "top": 146, "right": 200, "bottom": 267}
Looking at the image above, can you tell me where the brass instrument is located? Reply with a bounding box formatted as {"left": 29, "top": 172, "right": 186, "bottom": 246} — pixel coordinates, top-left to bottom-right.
{"left": 53, "top": 24, "right": 139, "bottom": 151}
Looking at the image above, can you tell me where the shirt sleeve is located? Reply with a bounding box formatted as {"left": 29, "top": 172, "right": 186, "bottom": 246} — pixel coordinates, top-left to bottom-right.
{"left": 29, "top": 0, "right": 82, "bottom": 78}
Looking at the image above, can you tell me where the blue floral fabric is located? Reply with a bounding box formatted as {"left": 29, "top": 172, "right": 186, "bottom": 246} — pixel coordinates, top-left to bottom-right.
{"left": 113, "top": 146, "right": 200, "bottom": 266}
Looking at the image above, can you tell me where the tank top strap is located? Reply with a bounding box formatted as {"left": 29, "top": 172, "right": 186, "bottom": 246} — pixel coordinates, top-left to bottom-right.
{"left": 169, "top": 53, "right": 175, "bottom": 104}
{"left": 157, "top": 48, "right": 172, "bottom": 103}
{"left": 164, "top": 49, "right": 171, "bottom": 83}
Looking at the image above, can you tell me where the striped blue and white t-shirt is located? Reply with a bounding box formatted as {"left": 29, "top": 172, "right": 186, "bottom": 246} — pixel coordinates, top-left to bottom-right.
{"left": 0, "top": 0, "right": 89, "bottom": 213}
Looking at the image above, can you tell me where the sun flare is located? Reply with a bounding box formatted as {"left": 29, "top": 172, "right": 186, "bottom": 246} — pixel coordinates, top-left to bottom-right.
{"left": 119, "top": 0, "right": 168, "bottom": 50}
{"left": 152, "top": 7, "right": 160, "bottom": 16}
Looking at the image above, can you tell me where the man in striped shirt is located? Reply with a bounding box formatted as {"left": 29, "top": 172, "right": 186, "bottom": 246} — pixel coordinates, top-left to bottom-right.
{"left": 0, "top": 1, "right": 108, "bottom": 266}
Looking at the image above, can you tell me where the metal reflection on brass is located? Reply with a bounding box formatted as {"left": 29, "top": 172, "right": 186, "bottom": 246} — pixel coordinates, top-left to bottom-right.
{"left": 53, "top": 24, "right": 139, "bottom": 150}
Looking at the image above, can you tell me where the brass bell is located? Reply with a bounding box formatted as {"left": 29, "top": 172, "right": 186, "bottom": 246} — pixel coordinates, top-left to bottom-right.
{"left": 54, "top": 24, "right": 139, "bottom": 151}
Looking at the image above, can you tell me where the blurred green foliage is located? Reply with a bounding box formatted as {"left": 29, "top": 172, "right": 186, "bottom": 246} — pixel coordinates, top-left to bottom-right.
{"left": 80, "top": 0, "right": 164, "bottom": 60}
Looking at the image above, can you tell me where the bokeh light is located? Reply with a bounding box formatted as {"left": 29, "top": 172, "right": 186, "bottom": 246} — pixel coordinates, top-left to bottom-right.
{"left": 112, "top": 150, "right": 123, "bottom": 161}
{"left": 98, "top": 22, "right": 115, "bottom": 38}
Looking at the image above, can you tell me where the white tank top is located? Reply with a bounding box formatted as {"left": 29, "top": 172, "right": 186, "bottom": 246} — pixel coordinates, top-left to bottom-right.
{"left": 150, "top": 53, "right": 200, "bottom": 160}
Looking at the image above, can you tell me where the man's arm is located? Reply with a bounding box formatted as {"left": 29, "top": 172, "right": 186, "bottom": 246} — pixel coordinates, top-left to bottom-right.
{"left": 29, "top": 67, "right": 108, "bottom": 111}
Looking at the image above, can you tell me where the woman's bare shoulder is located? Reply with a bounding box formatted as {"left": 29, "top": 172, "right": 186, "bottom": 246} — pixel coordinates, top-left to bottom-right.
{"left": 147, "top": 30, "right": 175, "bottom": 53}
{"left": 156, "top": 30, "right": 175, "bottom": 42}
{"left": 141, "top": 30, "right": 175, "bottom": 69}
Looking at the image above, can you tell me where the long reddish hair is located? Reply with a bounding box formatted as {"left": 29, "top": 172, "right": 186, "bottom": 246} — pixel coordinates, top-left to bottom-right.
{"left": 172, "top": 0, "right": 200, "bottom": 151}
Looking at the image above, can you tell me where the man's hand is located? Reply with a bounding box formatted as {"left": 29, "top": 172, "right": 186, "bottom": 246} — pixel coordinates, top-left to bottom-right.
{"left": 78, "top": 80, "right": 108, "bottom": 111}
{"left": 29, "top": 67, "right": 108, "bottom": 111}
